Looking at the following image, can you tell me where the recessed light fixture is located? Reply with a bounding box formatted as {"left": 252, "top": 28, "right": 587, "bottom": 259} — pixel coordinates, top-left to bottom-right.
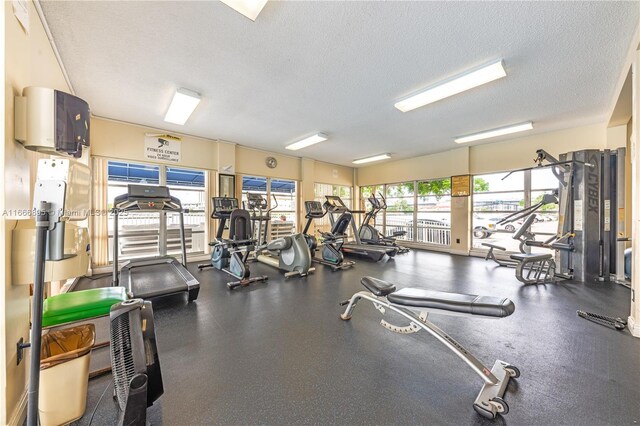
{"left": 394, "top": 60, "right": 507, "bottom": 112}
{"left": 352, "top": 154, "right": 391, "bottom": 164}
{"left": 220, "top": 0, "right": 268, "bottom": 21}
{"left": 454, "top": 122, "right": 534, "bottom": 144}
{"left": 285, "top": 133, "right": 328, "bottom": 151}
{"left": 164, "top": 88, "right": 201, "bottom": 125}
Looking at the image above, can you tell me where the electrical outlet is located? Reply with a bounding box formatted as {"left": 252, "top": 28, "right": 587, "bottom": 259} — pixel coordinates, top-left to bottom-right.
{"left": 456, "top": 238, "right": 461, "bottom": 244}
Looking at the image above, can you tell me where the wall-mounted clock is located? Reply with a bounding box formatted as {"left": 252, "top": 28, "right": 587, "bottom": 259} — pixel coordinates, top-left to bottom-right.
{"left": 266, "top": 156, "right": 278, "bottom": 169}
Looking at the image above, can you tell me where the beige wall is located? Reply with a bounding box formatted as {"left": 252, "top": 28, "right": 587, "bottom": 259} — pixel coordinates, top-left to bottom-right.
{"left": 357, "top": 147, "right": 469, "bottom": 186}
{"left": 469, "top": 123, "right": 608, "bottom": 174}
{"left": 235, "top": 149, "right": 356, "bottom": 232}
{"left": 631, "top": 48, "right": 640, "bottom": 336}
{"left": 313, "top": 161, "right": 354, "bottom": 187}
{"left": 235, "top": 146, "right": 301, "bottom": 180}
{"left": 356, "top": 123, "right": 610, "bottom": 187}
{"left": 91, "top": 117, "right": 219, "bottom": 170}
{"left": 3, "top": 1, "right": 73, "bottom": 423}
{"left": 607, "top": 124, "right": 628, "bottom": 149}
{"left": 355, "top": 123, "right": 623, "bottom": 255}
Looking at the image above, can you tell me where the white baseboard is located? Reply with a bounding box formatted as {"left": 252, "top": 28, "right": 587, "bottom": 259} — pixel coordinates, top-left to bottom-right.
{"left": 628, "top": 315, "right": 640, "bottom": 337}
{"left": 8, "top": 388, "right": 27, "bottom": 426}
{"left": 449, "top": 249, "right": 470, "bottom": 256}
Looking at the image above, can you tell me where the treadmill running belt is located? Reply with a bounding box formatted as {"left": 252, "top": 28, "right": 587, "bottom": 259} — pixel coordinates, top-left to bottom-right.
{"left": 129, "top": 263, "right": 186, "bottom": 298}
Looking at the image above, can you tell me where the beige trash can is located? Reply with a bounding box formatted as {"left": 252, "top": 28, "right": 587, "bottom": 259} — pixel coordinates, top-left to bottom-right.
{"left": 38, "top": 324, "right": 95, "bottom": 426}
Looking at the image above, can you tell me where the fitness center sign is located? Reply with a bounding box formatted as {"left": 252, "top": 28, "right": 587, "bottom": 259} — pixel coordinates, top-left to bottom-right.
{"left": 144, "top": 134, "right": 182, "bottom": 163}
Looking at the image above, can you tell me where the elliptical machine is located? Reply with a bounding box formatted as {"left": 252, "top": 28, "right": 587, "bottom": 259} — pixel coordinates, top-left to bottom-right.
{"left": 302, "top": 201, "right": 355, "bottom": 271}
{"left": 358, "top": 193, "right": 409, "bottom": 254}
{"left": 197, "top": 197, "right": 268, "bottom": 289}
{"left": 245, "top": 193, "right": 315, "bottom": 278}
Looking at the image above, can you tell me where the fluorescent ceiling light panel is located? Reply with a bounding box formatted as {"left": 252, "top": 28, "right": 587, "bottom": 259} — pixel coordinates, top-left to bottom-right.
{"left": 164, "top": 88, "right": 201, "bottom": 125}
{"left": 394, "top": 60, "right": 507, "bottom": 112}
{"left": 352, "top": 154, "right": 391, "bottom": 164}
{"left": 285, "top": 133, "right": 328, "bottom": 150}
{"left": 220, "top": 0, "right": 268, "bottom": 21}
{"left": 454, "top": 122, "right": 533, "bottom": 144}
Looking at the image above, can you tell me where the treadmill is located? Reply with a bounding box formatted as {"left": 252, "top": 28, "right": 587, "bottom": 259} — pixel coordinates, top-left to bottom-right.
{"left": 112, "top": 184, "right": 200, "bottom": 302}
{"left": 323, "top": 195, "right": 396, "bottom": 261}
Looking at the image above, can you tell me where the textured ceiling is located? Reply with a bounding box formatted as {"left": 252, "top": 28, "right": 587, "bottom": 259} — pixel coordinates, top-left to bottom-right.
{"left": 40, "top": 1, "right": 639, "bottom": 167}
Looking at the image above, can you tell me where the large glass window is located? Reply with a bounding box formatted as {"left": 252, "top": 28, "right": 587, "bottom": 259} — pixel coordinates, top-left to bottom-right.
{"left": 242, "top": 176, "right": 268, "bottom": 241}
{"left": 384, "top": 183, "right": 414, "bottom": 241}
{"left": 241, "top": 175, "right": 298, "bottom": 240}
{"left": 472, "top": 169, "right": 562, "bottom": 254}
{"left": 166, "top": 167, "right": 206, "bottom": 256}
{"left": 107, "top": 161, "right": 206, "bottom": 262}
{"left": 270, "top": 179, "right": 296, "bottom": 238}
{"left": 416, "top": 178, "right": 451, "bottom": 245}
{"left": 314, "top": 183, "right": 352, "bottom": 234}
{"left": 108, "top": 161, "right": 161, "bottom": 262}
{"left": 529, "top": 168, "right": 560, "bottom": 254}
{"left": 241, "top": 175, "right": 268, "bottom": 207}
{"left": 472, "top": 171, "right": 526, "bottom": 251}
{"left": 359, "top": 185, "right": 384, "bottom": 213}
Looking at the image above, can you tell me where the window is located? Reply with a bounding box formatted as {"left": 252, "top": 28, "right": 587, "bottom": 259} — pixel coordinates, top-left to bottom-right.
{"left": 241, "top": 175, "right": 299, "bottom": 239}
{"left": 107, "top": 161, "right": 161, "bottom": 262}
{"left": 472, "top": 171, "right": 526, "bottom": 251}
{"left": 359, "top": 181, "right": 452, "bottom": 247}
{"left": 384, "top": 183, "right": 414, "bottom": 241}
{"left": 416, "top": 178, "right": 451, "bottom": 245}
{"left": 529, "top": 168, "right": 560, "bottom": 254}
{"left": 166, "top": 167, "right": 206, "bottom": 256}
{"left": 270, "top": 179, "right": 296, "bottom": 238}
{"left": 241, "top": 175, "right": 268, "bottom": 208}
{"left": 107, "top": 161, "right": 207, "bottom": 262}
{"left": 314, "top": 183, "right": 353, "bottom": 234}
{"left": 242, "top": 176, "right": 268, "bottom": 241}
{"left": 359, "top": 185, "right": 384, "bottom": 212}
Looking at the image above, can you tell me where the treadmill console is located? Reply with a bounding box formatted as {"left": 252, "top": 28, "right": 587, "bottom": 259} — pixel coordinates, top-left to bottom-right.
{"left": 212, "top": 197, "right": 238, "bottom": 218}
{"left": 114, "top": 184, "right": 181, "bottom": 211}
{"left": 324, "top": 195, "right": 347, "bottom": 211}
{"left": 304, "top": 201, "right": 324, "bottom": 218}
{"left": 128, "top": 185, "right": 171, "bottom": 199}
{"left": 246, "top": 193, "right": 268, "bottom": 210}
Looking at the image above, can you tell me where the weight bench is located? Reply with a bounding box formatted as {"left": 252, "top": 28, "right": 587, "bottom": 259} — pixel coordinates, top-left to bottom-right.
{"left": 340, "top": 277, "right": 519, "bottom": 419}
{"left": 510, "top": 253, "right": 555, "bottom": 285}
{"left": 482, "top": 243, "right": 519, "bottom": 267}
{"left": 482, "top": 214, "right": 538, "bottom": 268}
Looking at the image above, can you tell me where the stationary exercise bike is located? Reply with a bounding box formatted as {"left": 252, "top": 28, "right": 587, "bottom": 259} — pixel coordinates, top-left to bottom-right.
{"left": 197, "top": 197, "right": 268, "bottom": 289}
{"left": 358, "top": 193, "right": 409, "bottom": 254}
{"left": 302, "top": 201, "right": 355, "bottom": 271}
{"left": 245, "top": 193, "right": 315, "bottom": 278}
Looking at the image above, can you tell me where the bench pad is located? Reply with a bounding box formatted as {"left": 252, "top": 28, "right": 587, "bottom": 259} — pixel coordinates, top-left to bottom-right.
{"left": 42, "top": 287, "right": 128, "bottom": 327}
{"left": 510, "top": 253, "right": 552, "bottom": 262}
{"left": 361, "top": 276, "right": 396, "bottom": 296}
{"left": 387, "top": 288, "right": 515, "bottom": 318}
{"left": 482, "top": 243, "right": 507, "bottom": 251}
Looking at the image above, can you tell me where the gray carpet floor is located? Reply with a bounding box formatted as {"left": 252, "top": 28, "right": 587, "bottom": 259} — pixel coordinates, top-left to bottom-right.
{"left": 73, "top": 249, "right": 639, "bottom": 425}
